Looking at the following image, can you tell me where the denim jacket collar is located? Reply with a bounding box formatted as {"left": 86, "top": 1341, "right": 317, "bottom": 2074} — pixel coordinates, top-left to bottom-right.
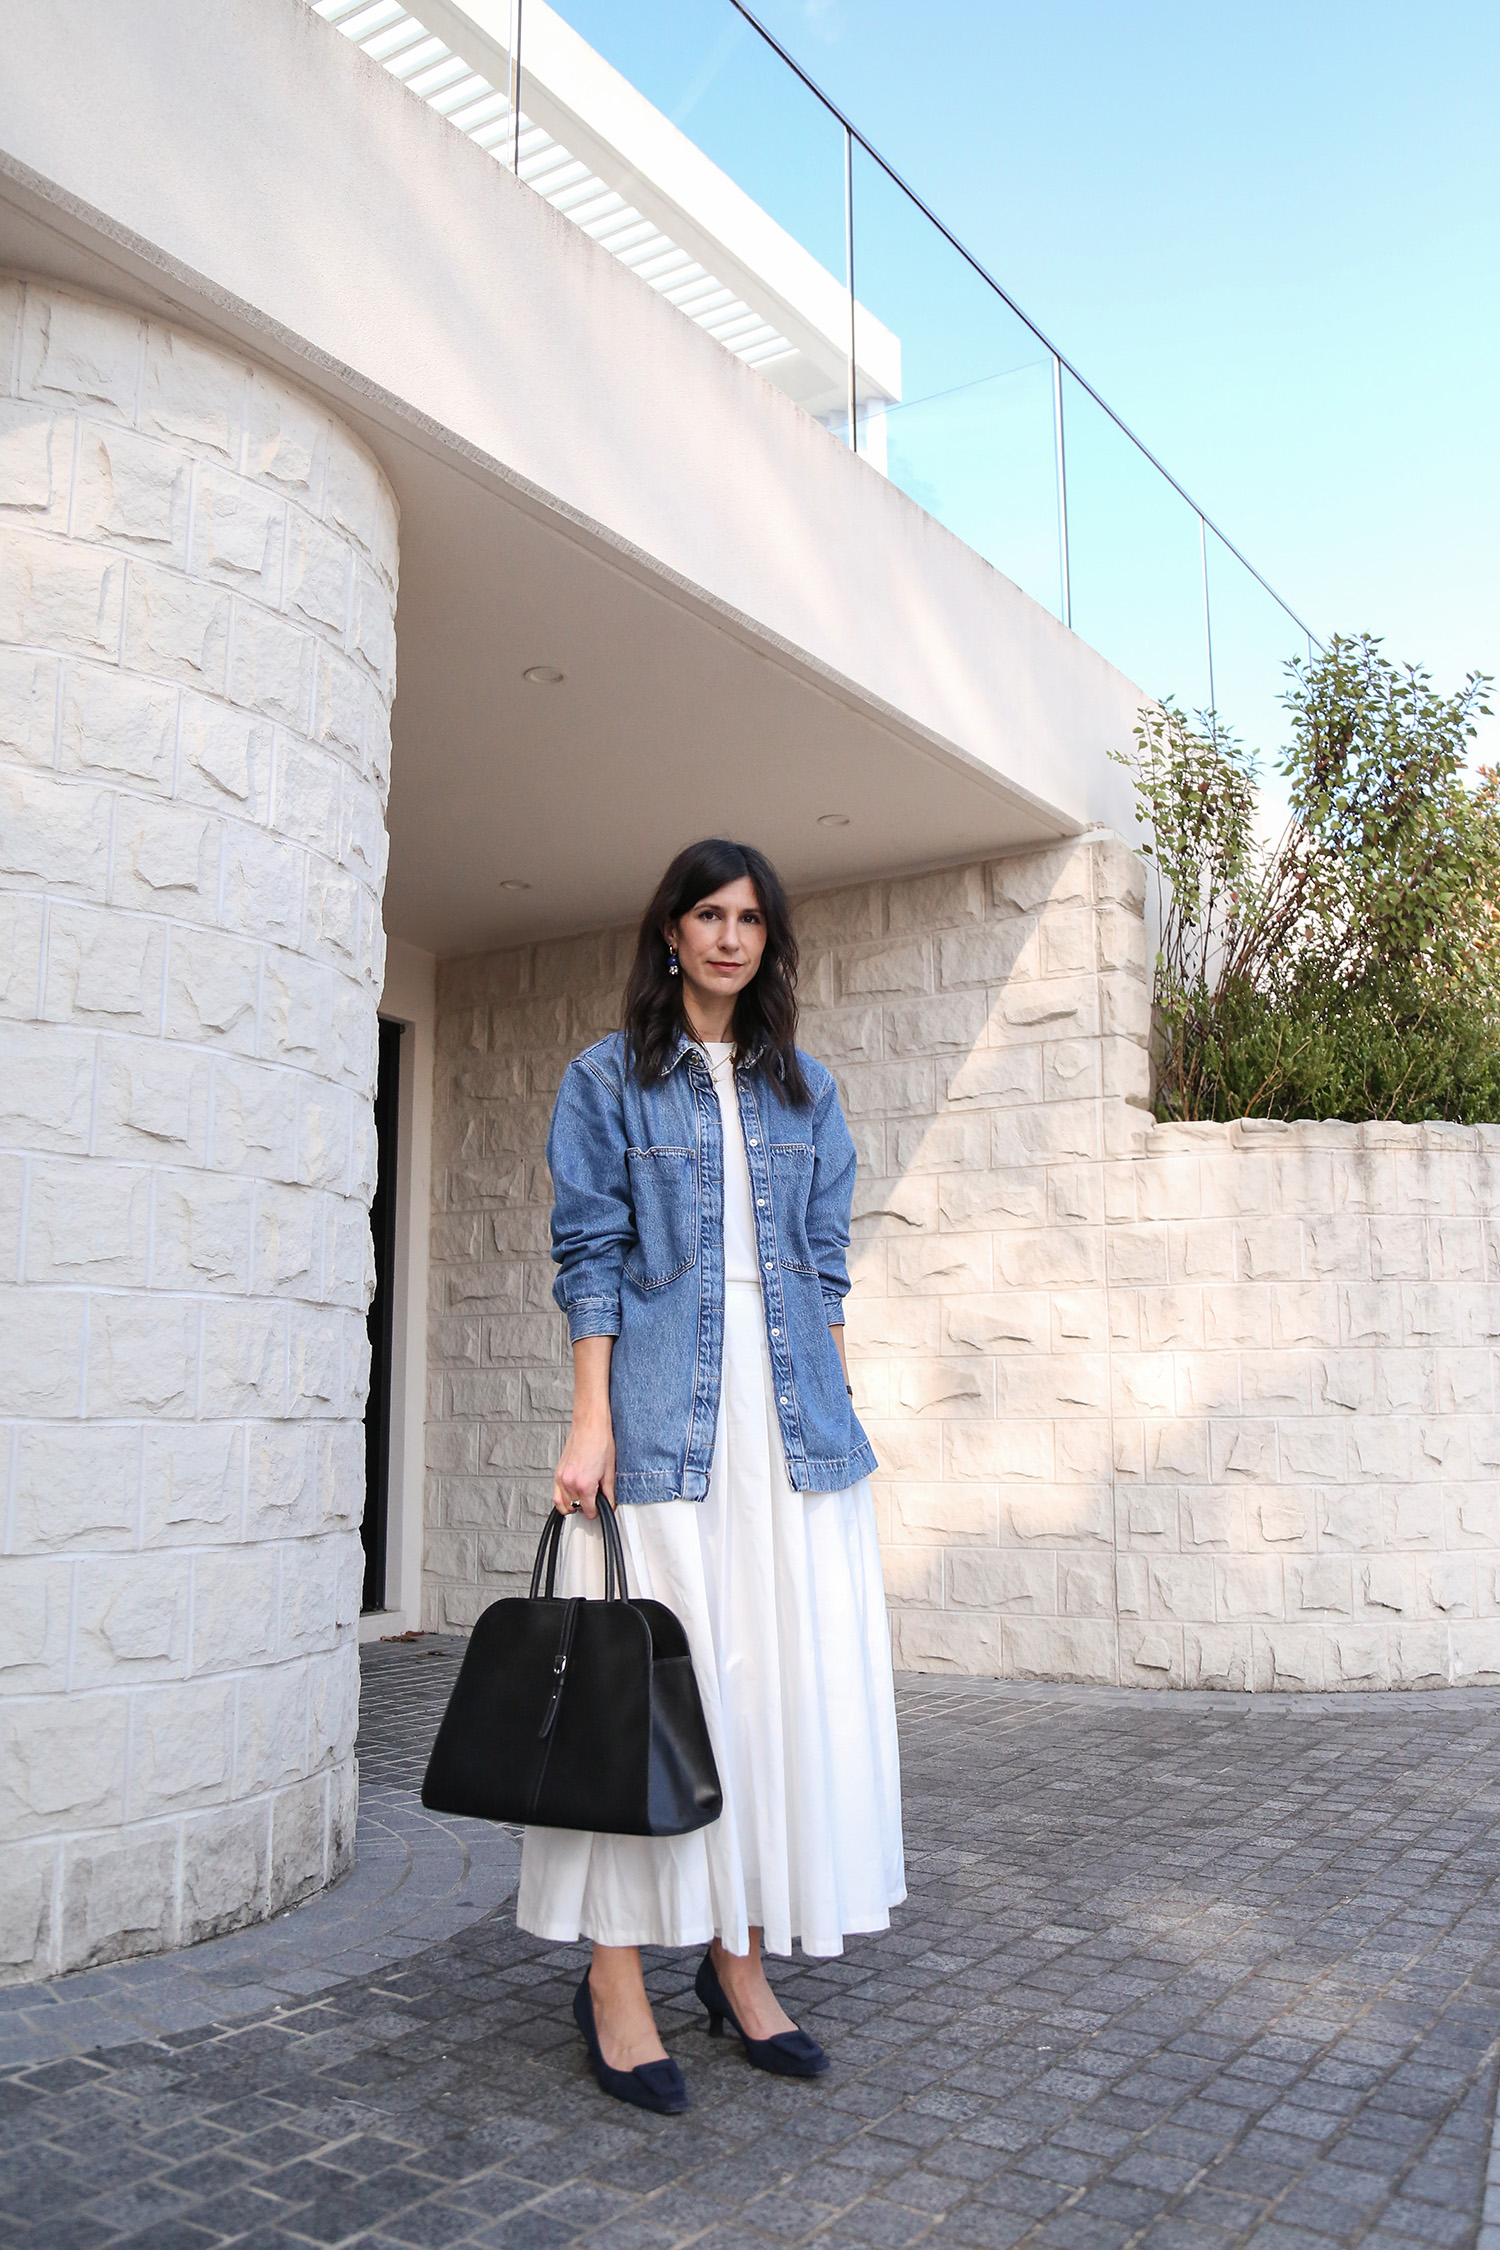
{"left": 664, "top": 1027, "right": 774, "bottom": 1078}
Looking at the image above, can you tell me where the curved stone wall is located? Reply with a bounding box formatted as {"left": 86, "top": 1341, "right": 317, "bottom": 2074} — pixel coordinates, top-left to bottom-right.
{"left": 0, "top": 278, "right": 397, "bottom": 1979}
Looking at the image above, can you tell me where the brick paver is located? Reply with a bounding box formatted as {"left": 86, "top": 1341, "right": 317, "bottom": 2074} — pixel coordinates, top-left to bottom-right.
{"left": 2, "top": 1649, "right": 1498, "bottom": 2249}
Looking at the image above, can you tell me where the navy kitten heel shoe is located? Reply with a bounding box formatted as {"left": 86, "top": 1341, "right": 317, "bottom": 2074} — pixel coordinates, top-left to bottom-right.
{"left": 573, "top": 1974, "right": 689, "bottom": 2114}
{"left": 695, "top": 1951, "right": 828, "bottom": 2078}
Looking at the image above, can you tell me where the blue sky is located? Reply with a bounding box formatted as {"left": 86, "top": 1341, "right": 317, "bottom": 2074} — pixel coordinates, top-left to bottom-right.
{"left": 557, "top": 0, "right": 1498, "bottom": 768}
{"left": 753, "top": 0, "right": 1500, "bottom": 768}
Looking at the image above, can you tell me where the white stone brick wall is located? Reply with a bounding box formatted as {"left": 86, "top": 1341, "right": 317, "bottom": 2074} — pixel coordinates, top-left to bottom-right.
{"left": 424, "top": 839, "right": 1500, "bottom": 1693}
{"left": 1106, "top": 1118, "right": 1500, "bottom": 1691}
{"left": 422, "top": 837, "right": 1154, "bottom": 1671}
{"left": 0, "top": 278, "right": 397, "bottom": 1980}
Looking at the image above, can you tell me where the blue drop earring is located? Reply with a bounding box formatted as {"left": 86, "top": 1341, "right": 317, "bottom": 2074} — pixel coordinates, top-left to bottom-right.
{"left": 667, "top": 943, "right": 679, "bottom": 977}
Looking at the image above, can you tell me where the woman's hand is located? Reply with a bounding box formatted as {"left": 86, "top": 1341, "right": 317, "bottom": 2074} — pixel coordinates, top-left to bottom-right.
{"left": 553, "top": 1412, "right": 614, "bottom": 1518}
{"left": 553, "top": 1336, "right": 615, "bottom": 1517}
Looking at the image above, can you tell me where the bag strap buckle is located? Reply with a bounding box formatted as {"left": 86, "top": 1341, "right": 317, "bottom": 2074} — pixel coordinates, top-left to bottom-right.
{"left": 537, "top": 1598, "right": 581, "bottom": 1740}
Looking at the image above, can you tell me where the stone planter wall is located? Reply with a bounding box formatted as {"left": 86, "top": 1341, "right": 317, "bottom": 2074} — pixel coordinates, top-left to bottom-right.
{"left": 425, "top": 838, "right": 1500, "bottom": 1693}
{"left": 1104, "top": 1116, "right": 1500, "bottom": 1690}
{"left": 0, "top": 279, "right": 397, "bottom": 1980}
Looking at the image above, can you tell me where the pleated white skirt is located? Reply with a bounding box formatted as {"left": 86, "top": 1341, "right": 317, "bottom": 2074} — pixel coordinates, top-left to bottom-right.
{"left": 516, "top": 1280, "right": 905, "bottom": 1959}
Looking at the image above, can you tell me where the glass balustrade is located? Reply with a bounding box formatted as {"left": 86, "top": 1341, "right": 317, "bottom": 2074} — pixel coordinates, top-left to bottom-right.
{"left": 318, "top": 0, "right": 1316, "bottom": 775}
{"left": 1204, "top": 525, "right": 1313, "bottom": 803}
{"left": 1060, "top": 368, "right": 1212, "bottom": 714}
{"left": 851, "top": 146, "right": 1062, "bottom": 618}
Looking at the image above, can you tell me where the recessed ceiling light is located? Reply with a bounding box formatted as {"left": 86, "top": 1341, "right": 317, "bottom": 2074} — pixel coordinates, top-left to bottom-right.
{"left": 499, "top": 879, "right": 531, "bottom": 891}
{"left": 523, "top": 665, "right": 565, "bottom": 685}
{"left": 817, "top": 813, "right": 850, "bottom": 827}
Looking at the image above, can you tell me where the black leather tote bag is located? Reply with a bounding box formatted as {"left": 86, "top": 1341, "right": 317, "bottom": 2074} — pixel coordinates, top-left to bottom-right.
{"left": 420, "top": 1495, "right": 723, "bottom": 1836}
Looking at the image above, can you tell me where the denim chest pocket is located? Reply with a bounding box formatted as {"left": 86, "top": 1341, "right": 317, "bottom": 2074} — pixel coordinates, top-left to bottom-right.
{"left": 624, "top": 1146, "right": 698, "bottom": 1289}
{"left": 770, "top": 1142, "right": 816, "bottom": 1272}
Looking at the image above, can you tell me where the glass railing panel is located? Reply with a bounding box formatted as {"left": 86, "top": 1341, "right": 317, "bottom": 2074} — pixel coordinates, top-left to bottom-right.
{"left": 320, "top": 0, "right": 1315, "bottom": 770}
{"left": 1060, "top": 368, "right": 1211, "bottom": 712}
{"left": 1204, "top": 526, "right": 1310, "bottom": 819}
{"left": 528, "top": 0, "right": 851, "bottom": 431}
{"left": 849, "top": 146, "right": 1062, "bottom": 617}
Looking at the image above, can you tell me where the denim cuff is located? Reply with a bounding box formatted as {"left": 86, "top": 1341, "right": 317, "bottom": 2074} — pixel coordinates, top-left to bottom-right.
{"left": 565, "top": 1301, "right": 622, "bottom": 1344}
{"left": 822, "top": 1289, "right": 846, "bottom": 1322}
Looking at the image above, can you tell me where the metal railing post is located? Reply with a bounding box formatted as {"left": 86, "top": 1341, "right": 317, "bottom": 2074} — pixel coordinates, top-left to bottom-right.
{"left": 508, "top": 0, "right": 523, "bottom": 173}
{"left": 844, "top": 124, "right": 857, "bottom": 452}
{"left": 1052, "top": 353, "right": 1071, "bottom": 629}
{"left": 1200, "top": 513, "right": 1216, "bottom": 721}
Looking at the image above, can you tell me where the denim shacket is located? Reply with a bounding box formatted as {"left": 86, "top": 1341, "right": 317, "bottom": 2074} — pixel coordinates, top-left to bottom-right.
{"left": 547, "top": 1030, "right": 877, "bottom": 1504}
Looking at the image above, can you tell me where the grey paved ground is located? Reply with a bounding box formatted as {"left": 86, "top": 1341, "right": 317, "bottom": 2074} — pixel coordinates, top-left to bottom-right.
{"left": 2, "top": 1646, "right": 1499, "bottom": 2250}
{"left": 0, "top": 1645, "right": 519, "bottom": 2071}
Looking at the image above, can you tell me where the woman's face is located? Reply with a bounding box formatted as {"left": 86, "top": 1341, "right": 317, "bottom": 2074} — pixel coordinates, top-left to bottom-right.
{"left": 666, "top": 877, "right": 767, "bottom": 1010}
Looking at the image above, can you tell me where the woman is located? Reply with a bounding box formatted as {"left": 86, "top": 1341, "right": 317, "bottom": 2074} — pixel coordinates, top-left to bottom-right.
{"left": 517, "top": 838, "right": 904, "bottom": 2114}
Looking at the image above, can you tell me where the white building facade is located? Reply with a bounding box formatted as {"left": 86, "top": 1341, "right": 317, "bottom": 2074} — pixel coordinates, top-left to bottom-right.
{"left": 1, "top": 0, "right": 1495, "bottom": 1985}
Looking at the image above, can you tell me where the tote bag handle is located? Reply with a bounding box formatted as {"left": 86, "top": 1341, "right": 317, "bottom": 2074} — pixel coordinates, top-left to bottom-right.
{"left": 527, "top": 1490, "right": 630, "bottom": 1603}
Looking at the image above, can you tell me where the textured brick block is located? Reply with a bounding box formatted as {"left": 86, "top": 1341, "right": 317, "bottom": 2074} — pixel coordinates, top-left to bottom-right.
{"left": 179, "top": 1800, "right": 271, "bottom": 1945}
{"left": 991, "top": 843, "right": 1092, "bottom": 916}
{"left": 0, "top": 1840, "right": 57, "bottom": 1975}
{"left": 0, "top": 397, "right": 66, "bottom": 527}
{"left": 123, "top": 560, "right": 231, "bottom": 691}
{"left": 140, "top": 1423, "right": 245, "bottom": 1546}
{"left": 0, "top": 524, "right": 125, "bottom": 659}
{"left": 1147, "top": 1555, "right": 1216, "bottom": 1619}
{"left": 1326, "top": 1628, "right": 1390, "bottom": 1688}
{"left": 889, "top": 1237, "right": 992, "bottom": 1297}
{"left": 59, "top": 1824, "right": 178, "bottom": 1973}
{"left": 23, "top": 1158, "right": 150, "bottom": 1286}
{"left": 948, "top": 1549, "right": 1055, "bottom": 1612}
{"left": 1185, "top": 1625, "right": 1251, "bottom": 1690}
{"left": 0, "top": 644, "right": 59, "bottom": 769}
{"left": 0, "top": 766, "right": 112, "bottom": 898}
{"left": 1217, "top": 1557, "right": 1284, "bottom": 1621}
{"left": 0, "top": 1560, "right": 74, "bottom": 1690}
{"left": 113, "top": 800, "right": 218, "bottom": 913}
{"left": 838, "top": 938, "right": 930, "bottom": 998}
{"left": 269, "top": 1772, "right": 330, "bottom": 1912}
{"left": 178, "top": 692, "right": 274, "bottom": 817}
{"left": 0, "top": 1291, "right": 87, "bottom": 1414}
{"left": 325, "top": 423, "right": 400, "bottom": 587}
{"left": 230, "top": 603, "right": 316, "bottom": 728}
{"left": 1003, "top": 1617, "right": 1116, "bottom": 1684}
{"left": 43, "top": 902, "right": 166, "bottom": 1033}
{"left": 886, "top": 991, "right": 986, "bottom": 1057}
{"left": 890, "top": 1609, "right": 999, "bottom": 1674}
{"left": 1120, "top": 1624, "right": 1183, "bottom": 1684}
{"left": 20, "top": 288, "right": 140, "bottom": 417}
{"left": 887, "top": 864, "right": 983, "bottom": 934}
{"left": 72, "top": 423, "right": 190, "bottom": 559}
{"left": 0, "top": 1695, "right": 129, "bottom": 1837}
{"left": 941, "top": 1045, "right": 1044, "bottom": 1109}
{"left": 88, "top": 1295, "right": 199, "bottom": 1416}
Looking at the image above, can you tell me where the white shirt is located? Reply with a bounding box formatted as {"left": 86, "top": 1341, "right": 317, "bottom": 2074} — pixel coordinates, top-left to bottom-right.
{"left": 701, "top": 1042, "right": 760, "bottom": 1283}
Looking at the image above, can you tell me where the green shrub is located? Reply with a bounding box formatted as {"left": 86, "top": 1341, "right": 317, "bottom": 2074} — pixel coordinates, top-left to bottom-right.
{"left": 1114, "top": 634, "right": 1498, "bottom": 1123}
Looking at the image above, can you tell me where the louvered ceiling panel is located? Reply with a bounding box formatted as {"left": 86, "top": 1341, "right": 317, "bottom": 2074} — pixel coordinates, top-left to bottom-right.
{"left": 315, "top": 0, "right": 808, "bottom": 388}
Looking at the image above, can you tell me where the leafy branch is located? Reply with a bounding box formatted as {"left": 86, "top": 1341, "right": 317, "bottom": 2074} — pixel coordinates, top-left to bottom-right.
{"left": 1113, "top": 635, "right": 1497, "bottom": 1123}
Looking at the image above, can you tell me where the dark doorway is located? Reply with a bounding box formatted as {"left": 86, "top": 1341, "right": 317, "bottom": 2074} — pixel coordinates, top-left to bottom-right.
{"left": 363, "top": 1016, "right": 403, "bottom": 1613}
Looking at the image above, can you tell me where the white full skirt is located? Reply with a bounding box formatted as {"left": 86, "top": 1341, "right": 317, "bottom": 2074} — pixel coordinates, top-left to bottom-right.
{"left": 516, "top": 1281, "right": 905, "bottom": 1958}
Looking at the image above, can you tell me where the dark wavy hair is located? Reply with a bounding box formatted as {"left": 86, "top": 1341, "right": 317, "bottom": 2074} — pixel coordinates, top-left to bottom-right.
{"left": 621, "top": 839, "right": 809, "bottom": 1106}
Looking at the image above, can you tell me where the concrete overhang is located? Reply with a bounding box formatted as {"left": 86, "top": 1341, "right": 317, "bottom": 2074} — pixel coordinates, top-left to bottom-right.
{"left": 0, "top": 0, "right": 1145, "bottom": 955}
